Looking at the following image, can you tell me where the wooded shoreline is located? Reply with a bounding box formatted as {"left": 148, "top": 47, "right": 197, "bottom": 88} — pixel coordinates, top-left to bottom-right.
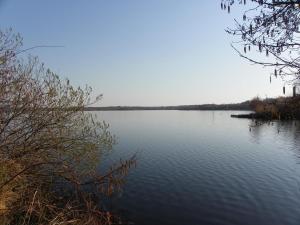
{"left": 84, "top": 101, "right": 251, "bottom": 111}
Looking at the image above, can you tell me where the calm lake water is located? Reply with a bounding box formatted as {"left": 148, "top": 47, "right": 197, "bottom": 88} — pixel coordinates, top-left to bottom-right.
{"left": 96, "top": 111, "right": 300, "bottom": 225}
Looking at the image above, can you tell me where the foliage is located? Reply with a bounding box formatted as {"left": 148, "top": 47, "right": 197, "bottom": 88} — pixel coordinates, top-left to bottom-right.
{"left": 0, "top": 29, "right": 135, "bottom": 225}
{"left": 221, "top": 0, "right": 300, "bottom": 84}
{"left": 249, "top": 96, "right": 300, "bottom": 119}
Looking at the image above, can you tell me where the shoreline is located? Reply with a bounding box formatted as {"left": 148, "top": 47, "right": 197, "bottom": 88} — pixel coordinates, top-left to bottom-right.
{"left": 84, "top": 101, "right": 251, "bottom": 111}
{"left": 231, "top": 112, "right": 300, "bottom": 120}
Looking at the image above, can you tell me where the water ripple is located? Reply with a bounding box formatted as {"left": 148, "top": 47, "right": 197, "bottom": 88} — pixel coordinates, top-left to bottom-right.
{"left": 96, "top": 111, "right": 300, "bottom": 225}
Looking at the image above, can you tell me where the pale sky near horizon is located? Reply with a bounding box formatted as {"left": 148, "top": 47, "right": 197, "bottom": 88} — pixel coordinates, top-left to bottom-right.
{"left": 0, "top": 0, "right": 287, "bottom": 106}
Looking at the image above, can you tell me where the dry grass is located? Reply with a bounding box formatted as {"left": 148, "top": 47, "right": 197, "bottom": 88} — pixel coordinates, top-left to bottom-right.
{"left": 0, "top": 157, "right": 136, "bottom": 225}
{"left": 250, "top": 96, "right": 300, "bottom": 120}
{"left": 0, "top": 161, "right": 24, "bottom": 214}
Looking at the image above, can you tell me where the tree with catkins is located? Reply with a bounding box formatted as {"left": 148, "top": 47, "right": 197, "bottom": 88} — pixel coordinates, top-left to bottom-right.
{"left": 221, "top": 0, "right": 300, "bottom": 88}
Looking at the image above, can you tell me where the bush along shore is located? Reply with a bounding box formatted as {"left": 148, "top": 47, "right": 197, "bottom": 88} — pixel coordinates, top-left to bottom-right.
{"left": 231, "top": 96, "right": 300, "bottom": 120}
{"left": 0, "top": 29, "right": 136, "bottom": 225}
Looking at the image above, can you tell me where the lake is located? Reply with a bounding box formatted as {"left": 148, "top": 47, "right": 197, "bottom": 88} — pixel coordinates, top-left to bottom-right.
{"left": 96, "top": 110, "right": 300, "bottom": 225}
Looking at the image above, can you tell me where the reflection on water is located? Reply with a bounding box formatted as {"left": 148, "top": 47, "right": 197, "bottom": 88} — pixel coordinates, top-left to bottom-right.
{"left": 249, "top": 120, "right": 300, "bottom": 162}
{"left": 96, "top": 111, "right": 300, "bottom": 225}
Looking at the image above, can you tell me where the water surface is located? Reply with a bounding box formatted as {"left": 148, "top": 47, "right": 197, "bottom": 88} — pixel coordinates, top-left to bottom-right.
{"left": 97, "top": 111, "right": 300, "bottom": 225}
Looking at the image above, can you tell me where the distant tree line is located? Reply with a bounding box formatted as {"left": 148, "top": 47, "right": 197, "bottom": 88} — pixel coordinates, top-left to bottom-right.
{"left": 85, "top": 102, "right": 251, "bottom": 111}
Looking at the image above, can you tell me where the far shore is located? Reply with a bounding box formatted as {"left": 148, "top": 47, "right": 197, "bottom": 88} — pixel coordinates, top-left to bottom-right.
{"left": 84, "top": 101, "right": 251, "bottom": 111}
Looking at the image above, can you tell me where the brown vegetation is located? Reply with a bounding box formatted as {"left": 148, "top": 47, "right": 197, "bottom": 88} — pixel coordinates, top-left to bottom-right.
{"left": 0, "top": 29, "right": 135, "bottom": 225}
{"left": 249, "top": 96, "right": 300, "bottom": 120}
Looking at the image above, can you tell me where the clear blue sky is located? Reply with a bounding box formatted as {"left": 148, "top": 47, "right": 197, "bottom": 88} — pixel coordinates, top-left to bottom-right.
{"left": 0, "top": 0, "right": 285, "bottom": 106}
